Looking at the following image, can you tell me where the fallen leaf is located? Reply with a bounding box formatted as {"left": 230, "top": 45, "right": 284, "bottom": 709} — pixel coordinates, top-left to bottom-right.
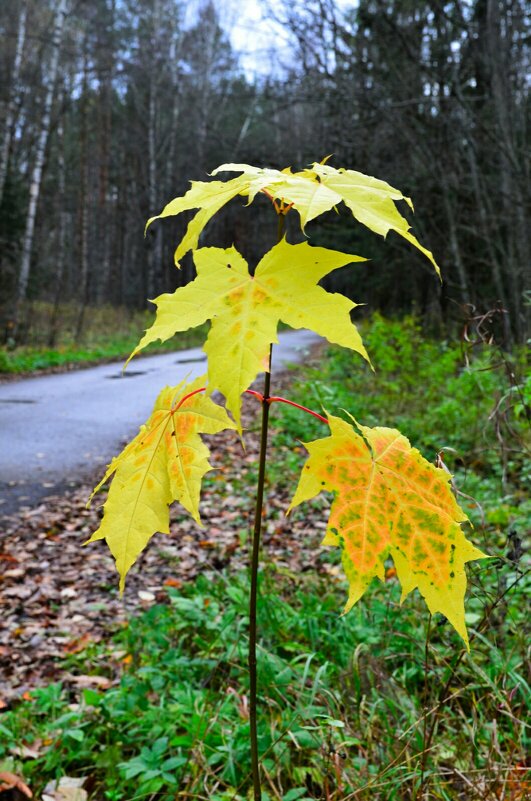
{"left": 9, "top": 741, "right": 45, "bottom": 759}
{"left": 137, "top": 590, "right": 155, "bottom": 602}
{"left": 64, "top": 634, "right": 93, "bottom": 654}
{"left": 0, "top": 772, "right": 33, "bottom": 798}
{"left": 163, "top": 578, "right": 182, "bottom": 588}
{"left": 64, "top": 674, "right": 111, "bottom": 690}
{"left": 43, "top": 777, "right": 87, "bottom": 801}
{"left": 3, "top": 568, "right": 25, "bottom": 579}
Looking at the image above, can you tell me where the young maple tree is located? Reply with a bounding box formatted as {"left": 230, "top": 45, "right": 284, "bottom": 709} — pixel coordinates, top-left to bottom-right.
{"left": 87, "top": 161, "right": 487, "bottom": 798}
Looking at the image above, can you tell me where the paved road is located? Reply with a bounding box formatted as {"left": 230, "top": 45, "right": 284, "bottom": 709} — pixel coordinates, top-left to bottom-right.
{"left": 0, "top": 330, "right": 320, "bottom": 516}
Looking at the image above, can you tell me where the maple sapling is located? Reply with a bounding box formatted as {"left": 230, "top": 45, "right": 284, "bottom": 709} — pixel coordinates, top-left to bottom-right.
{"left": 87, "top": 161, "right": 487, "bottom": 799}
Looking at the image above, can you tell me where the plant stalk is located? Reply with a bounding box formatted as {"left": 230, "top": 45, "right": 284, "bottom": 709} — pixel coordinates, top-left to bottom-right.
{"left": 248, "top": 347, "right": 272, "bottom": 800}
{"left": 248, "top": 212, "right": 285, "bottom": 800}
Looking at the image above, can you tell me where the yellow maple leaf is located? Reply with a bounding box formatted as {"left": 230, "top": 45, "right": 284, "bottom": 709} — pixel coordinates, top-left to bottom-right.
{"left": 146, "top": 161, "right": 439, "bottom": 275}
{"left": 146, "top": 174, "right": 250, "bottom": 265}
{"left": 128, "top": 239, "right": 368, "bottom": 430}
{"left": 310, "top": 163, "right": 438, "bottom": 273}
{"left": 87, "top": 375, "right": 236, "bottom": 590}
{"left": 289, "top": 413, "right": 487, "bottom": 647}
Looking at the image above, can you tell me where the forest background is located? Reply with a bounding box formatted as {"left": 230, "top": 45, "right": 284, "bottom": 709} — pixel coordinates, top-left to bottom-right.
{"left": 0, "top": 0, "right": 529, "bottom": 353}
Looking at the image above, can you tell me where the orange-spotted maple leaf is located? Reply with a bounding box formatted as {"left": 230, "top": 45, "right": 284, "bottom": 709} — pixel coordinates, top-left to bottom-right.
{"left": 87, "top": 375, "right": 236, "bottom": 589}
{"left": 289, "top": 413, "right": 487, "bottom": 646}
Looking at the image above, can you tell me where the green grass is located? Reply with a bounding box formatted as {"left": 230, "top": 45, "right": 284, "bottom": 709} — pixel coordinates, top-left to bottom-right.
{"left": 0, "top": 302, "right": 207, "bottom": 374}
{"left": 1, "top": 314, "right": 529, "bottom": 799}
{"left": 0, "top": 566, "right": 528, "bottom": 800}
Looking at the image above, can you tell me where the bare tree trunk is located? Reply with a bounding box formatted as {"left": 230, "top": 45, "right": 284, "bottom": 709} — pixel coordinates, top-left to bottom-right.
{"left": 486, "top": 0, "right": 528, "bottom": 341}
{"left": 95, "top": 0, "right": 115, "bottom": 305}
{"left": 159, "top": 24, "right": 182, "bottom": 288}
{"left": 233, "top": 93, "right": 257, "bottom": 160}
{"left": 146, "top": 72, "right": 162, "bottom": 298}
{"left": 164, "top": 23, "right": 182, "bottom": 199}
{"left": 48, "top": 87, "right": 67, "bottom": 347}
{"left": 114, "top": 179, "right": 126, "bottom": 307}
{"left": 464, "top": 141, "right": 512, "bottom": 343}
{"left": 16, "top": 0, "right": 67, "bottom": 313}
{"left": 0, "top": 2, "right": 27, "bottom": 206}
{"left": 441, "top": 178, "right": 470, "bottom": 305}
{"left": 75, "top": 48, "right": 90, "bottom": 342}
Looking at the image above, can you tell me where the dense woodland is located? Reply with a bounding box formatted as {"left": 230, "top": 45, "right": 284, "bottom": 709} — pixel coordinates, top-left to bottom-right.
{"left": 0, "top": 0, "right": 529, "bottom": 345}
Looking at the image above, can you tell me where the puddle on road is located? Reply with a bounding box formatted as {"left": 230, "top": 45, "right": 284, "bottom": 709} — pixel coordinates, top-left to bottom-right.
{"left": 0, "top": 398, "right": 37, "bottom": 404}
{"left": 106, "top": 370, "right": 147, "bottom": 379}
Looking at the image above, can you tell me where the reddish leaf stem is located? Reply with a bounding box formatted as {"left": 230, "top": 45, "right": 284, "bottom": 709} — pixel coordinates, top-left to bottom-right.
{"left": 260, "top": 188, "right": 295, "bottom": 216}
{"left": 268, "top": 395, "right": 329, "bottom": 425}
{"left": 245, "top": 389, "right": 264, "bottom": 402}
{"left": 173, "top": 386, "right": 329, "bottom": 426}
{"left": 172, "top": 386, "right": 206, "bottom": 411}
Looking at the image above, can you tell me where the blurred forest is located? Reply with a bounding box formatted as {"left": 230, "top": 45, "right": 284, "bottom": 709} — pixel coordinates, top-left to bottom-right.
{"left": 0, "top": 0, "right": 529, "bottom": 346}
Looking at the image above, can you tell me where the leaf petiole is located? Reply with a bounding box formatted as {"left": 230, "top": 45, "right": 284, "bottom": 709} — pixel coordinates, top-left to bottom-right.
{"left": 268, "top": 395, "right": 329, "bottom": 425}
{"left": 174, "top": 386, "right": 328, "bottom": 425}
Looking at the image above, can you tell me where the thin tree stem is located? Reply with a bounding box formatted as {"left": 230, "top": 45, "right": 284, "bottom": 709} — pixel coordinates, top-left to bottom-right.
{"left": 417, "top": 613, "right": 432, "bottom": 800}
{"left": 249, "top": 347, "right": 272, "bottom": 800}
{"left": 249, "top": 213, "right": 285, "bottom": 800}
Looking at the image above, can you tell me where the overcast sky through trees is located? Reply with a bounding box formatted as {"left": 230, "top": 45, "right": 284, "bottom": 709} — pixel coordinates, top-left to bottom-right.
{"left": 0, "top": 0, "right": 528, "bottom": 346}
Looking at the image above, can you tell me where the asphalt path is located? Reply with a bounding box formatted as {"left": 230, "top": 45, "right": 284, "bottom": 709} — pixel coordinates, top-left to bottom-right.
{"left": 0, "top": 329, "right": 320, "bottom": 517}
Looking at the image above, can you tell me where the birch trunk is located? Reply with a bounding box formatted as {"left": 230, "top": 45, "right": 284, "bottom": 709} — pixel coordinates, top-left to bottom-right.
{"left": 16, "top": 0, "right": 67, "bottom": 313}
{"left": 47, "top": 87, "right": 67, "bottom": 347}
{"left": 164, "top": 24, "right": 182, "bottom": 201}
{"left": 0, "top": 3, "right": 27, "bottom": 206}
